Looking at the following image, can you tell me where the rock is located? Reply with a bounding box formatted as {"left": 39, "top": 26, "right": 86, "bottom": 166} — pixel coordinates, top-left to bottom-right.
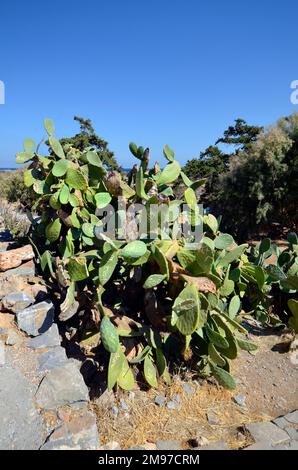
{"left": 35, "top": 362, "right": 89, "bottom": 409}
{"left": 243, "top": 441, "right": 273, "bottom": 450}
{"left": 154, "top": 395, "right": 166, "bottom": 406}
{"left": 119, "top": 399, "right": 129, "bottom": 411}
{"left": 27, "top": 324, "right": 61, "bottom": 349}
{"left": 273, "top": 416, "right": 289, "bottom": 429}
{"left": 245, "top": 422, "right": 290, "bottom": 446}
{"left": 29, "top": 283, "right": 48, "bottom": 301}
{"left": 16, "top": 300, "right": 54, "bottom": 337}
{"left": 156, "top": 439, "right": 182, "bottom": 450}
{"left": 207, "top": 411, "right": 219, "bottom": 425}
{"left": 0, "top": 274, "right": 41, "bottom": 300}
{"left": 0, "top": 241, "right": 14, "bottom": 251}
{"left": 166, "top": 393, "right": 181, "bottom": 410}
{"left": 59, "top": 299, "right": 80, "bottom": 322}
{"left": 2, "top": 292, "right": 34, "bottom": 314}
{"left": 285, "top": 426, "right": 298, "bottom": 440}
{"left": 111, "top": 406, "right": 119, "bottom": 418}
{"left": 94, "top": 388, "right": 115, "bottom": 407}
{"left": 0, "top": 366, "right": 45, "bottom": 449}
{"left": 40, "top": 410, "right": 99, "bottom": 450}
{"left": 167, "top": 400, "right": 178, "bottom": 410}
{"left": 0, "top": 312, "right": 14, "bottom": 331}
{"left": 274, "top": 440, "right": 298, "bottom": 450}
{"left": 37, "top": 346, "right": 68, "bottom": 373}
{"left": 199, "top": 440, "right": 228, "bottom": 450}
{"left": 128, "top": 391, "right": 135, "bottom": 401}
{"left": 284, "top": 410, "right": 298, "bottom": 424}
{"left": 233, "top": 394, "right": 246, "bottom": 407}
{"left": 0, "top": 275, "right": 28, "bottom": 299}
{"left": 5, "top": 330, "right": 22, "bottom": 346}
{"left": 0, "top": 340, "right": 5, "bottom": 365}
{"left": 3, "top": 261, "right": 35, "bottom": 277}
{"left": 0, "top": 244, "right": 34, "bottom": 272}
{"left": 182, "top": 383, "right": 194, "bottom": 395}
{"left": 100, "top": 441, "right": 121, "bottom": 450}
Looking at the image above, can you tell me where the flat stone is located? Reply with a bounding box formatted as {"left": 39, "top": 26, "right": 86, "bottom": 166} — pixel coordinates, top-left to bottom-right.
{"left": 0, "top": 366, "right": 45, "bottom": 449}
{"left": 274, "top": 441, "right": 298, "bottom": 450}
{"left": 28, "top": 324, "right": 61, "bottom": 349}
{"left": 273, "top": 416, "right": 289, "bottom": 429}
{"left": 35, "top": 362, "right": 89, "bottom": 410}
{"left": 285, "top": 426, "right": 298, "bottom": 440}
{"left": 154, "top": 395, "right": 166, "bottom": 406}
{"left": 38, "top": 346, "right": 68, "bottom": 373}
{"left": 199, "top": 440, "right": 228, "bottom": 450}
{"left": 156, "top": 439, "right": 182, "bottom": 450}
{"left": 16, "top": 300, "right": 54, "bottom": 336}
{"left": 2, "top": 292, "right": 34, "bottom": 314}
{"left": 284, "top": 410, "right": 298, "bottom": 424}
{"left": 0, "top": 274, "right": 39, "bottom": 299}
{"left": 40, "top": 410, "right": 99, "bottom": 450}
{"left": 244, "top": 441, "right": 273, "bottom": 450}
{"left": 233, "top": 394, "right": 246, "bottom": 407}
{"left": 245, "top": 422, "right": 290, "bottom": 446}
{"left": 5, "top": 330, "right": 22, "bottom": 346}
{"left": 3, "top": 261, "right": 35, "bottom": 278}
{"left": 0, "top": 340, "right": 5, "bottom": 365}
{"left": 0, "top": 244, "right": 34, "bottom": 272}
{"left": 0, "top": 274, "right": 33, "bottom": 299}
{"left": 207, "top": 411, "right": 219, "bottom": 425}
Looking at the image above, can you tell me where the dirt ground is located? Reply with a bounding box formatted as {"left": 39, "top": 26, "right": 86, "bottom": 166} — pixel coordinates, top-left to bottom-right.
{"left": 233, "top": 323, "right": 298, "bottom": 417}
{"left": 92, "top": 323, "right": 298, "bottom": 449}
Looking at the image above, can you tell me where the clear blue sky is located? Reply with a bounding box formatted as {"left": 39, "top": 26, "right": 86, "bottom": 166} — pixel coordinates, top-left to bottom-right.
{"left": 0, "top": 0, "right": 298, "bottom": 167}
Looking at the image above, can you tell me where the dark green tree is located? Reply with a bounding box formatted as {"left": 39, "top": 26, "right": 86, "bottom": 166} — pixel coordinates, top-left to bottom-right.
{"left": 59, "top": 116, "right": 121, "bottom": 172}
{"left": 183, "top": 145, "right": 228, "bottom": 180}
{"left": 215, "top": 118, "right": 263, "bottom": 151}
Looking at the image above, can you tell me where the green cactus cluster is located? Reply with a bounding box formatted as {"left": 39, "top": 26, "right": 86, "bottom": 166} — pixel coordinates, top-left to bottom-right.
{"left": 17, "top": 119, "right": 297, "bottom": 392}
{"left": 248, "top": 234, "right": 298, "bottom": 326}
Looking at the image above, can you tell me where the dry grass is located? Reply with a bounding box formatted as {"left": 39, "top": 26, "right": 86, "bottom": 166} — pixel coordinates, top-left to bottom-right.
{"left": 92, "top": 378, "right": 268, "bottom": 449}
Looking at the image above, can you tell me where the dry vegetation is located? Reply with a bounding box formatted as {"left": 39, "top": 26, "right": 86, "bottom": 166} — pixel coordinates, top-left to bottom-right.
{"left": 93, "top": 378, "right": 266, "bottom": 449}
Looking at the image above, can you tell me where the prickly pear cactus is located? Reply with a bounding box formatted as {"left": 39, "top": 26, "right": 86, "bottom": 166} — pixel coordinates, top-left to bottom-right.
{"left": 17, "top": 119, "right": 274, "bottom": 392}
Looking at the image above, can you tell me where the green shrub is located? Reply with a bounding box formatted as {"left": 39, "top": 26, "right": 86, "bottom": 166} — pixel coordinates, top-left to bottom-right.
{"left": 17, "top": 119, "right": 297, "bottom": 391}
{"left": 0, "top": 168, "right": 35, "bottom": 206}
{"left": 248, "top": 234, "right": 298, "bottom": 326}
{"left": 210, "top": 114, "right": 298, "bottom": 240}
{"left": 0, "top": 199, "right": 31, "bottom": 238}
